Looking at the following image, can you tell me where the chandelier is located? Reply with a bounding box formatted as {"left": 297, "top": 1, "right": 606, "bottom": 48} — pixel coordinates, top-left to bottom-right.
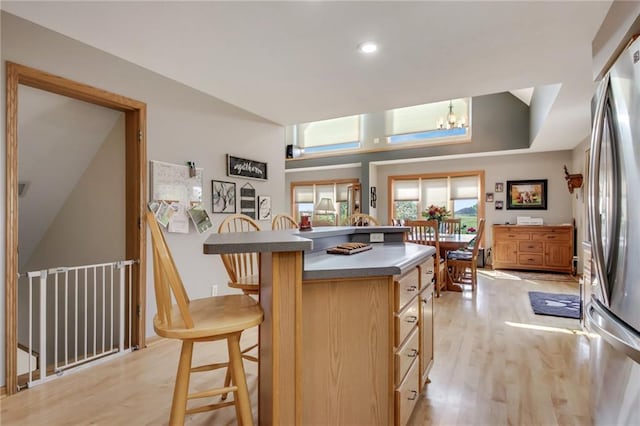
{"left": 437, "top": 100, "right": 467, "bottom": 130}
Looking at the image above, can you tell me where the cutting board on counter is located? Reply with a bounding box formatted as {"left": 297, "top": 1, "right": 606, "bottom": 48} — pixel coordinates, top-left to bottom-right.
{"left": 326, "top": 243, "right": 372, "bottom": 255}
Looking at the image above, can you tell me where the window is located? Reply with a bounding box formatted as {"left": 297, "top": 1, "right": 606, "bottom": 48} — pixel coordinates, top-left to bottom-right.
{"left": 389, "top": 172, "right": 483, "bottom": 233}
{"left": 386, "top": 98, "right": 471, "bottom": 145}
{"left": 291, "top": 179, "right": 359, "bottom": 225}
{"left": 297, "top": 115, "right": 360, "bottom": 154}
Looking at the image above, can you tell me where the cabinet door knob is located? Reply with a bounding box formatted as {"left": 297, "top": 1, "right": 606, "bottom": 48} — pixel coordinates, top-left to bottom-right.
{"left": 407, "top": 349, "right": 418, "bottom": 358}
{"left": 406, "top": 285, "right": 417, "bottom": 292}
{"left": 405, "top": 316, "right": 418, "bottom": 324}
{"left": 408, "top": 390, "right": 418, "bottom": 401}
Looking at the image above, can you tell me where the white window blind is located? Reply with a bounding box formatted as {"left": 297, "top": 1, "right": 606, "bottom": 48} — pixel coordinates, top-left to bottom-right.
{"left": 299, "top": 115, "right": 360, "bottom": 148}
{"left": 336, "top": 184, "right": 349, "bottom": 202}
{"left": 422, "top": 178, "right": 448, "bottom": 207}
{"left": 450, "top": 175, "right": 478, "bottom": 199}
{"left": 315, "top": 185, "right": 334, "bottom": 203}
{"left": 294, "top": 186, "right": 314, "bottom": 203}
{"left": 386, "top": 98, "right": 470, "bottom": 136}
{"left": 393, "top": 180, "right": 419, "bottom": 201}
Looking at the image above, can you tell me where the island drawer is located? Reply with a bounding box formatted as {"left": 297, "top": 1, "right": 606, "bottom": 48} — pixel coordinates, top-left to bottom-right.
{"left": 395, "top": 357, "right": 419, "bottom": 426}
{"left": 395, "top": 297, "right": 419, "bottom": 347}
{"left": 394, "top": 267, "right": 420, "bottom": 311}
{"left": 394, "top": 326, "right": 419, "bottom": 385}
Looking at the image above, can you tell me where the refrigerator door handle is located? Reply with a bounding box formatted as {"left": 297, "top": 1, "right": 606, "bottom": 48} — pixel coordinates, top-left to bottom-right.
{"left": 587, "top": 301, "right": 640, "bottom": 364}
{"left": 589, "top": 74, "right": 611, "bottom": 306}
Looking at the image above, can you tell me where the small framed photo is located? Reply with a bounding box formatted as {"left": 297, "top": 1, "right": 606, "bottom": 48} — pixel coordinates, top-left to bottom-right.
{"left": 486, "top": 193, "right": 494, "bottom": 203}
{"left": 495, "top": 182, "right": 504, "bottom": 192}
{"left": 258, "top": 195, "right": 272, "bottom": 220}
{"left": 495, "top": 200, "right": 504, "bottom": 210}
{"left": 212, "top": 180, "right": 236, "bottom": 213}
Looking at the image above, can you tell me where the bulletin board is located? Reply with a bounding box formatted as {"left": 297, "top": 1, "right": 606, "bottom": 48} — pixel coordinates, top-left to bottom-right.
{"left": 149, "top": 160, "right": 204, "bottom": 233}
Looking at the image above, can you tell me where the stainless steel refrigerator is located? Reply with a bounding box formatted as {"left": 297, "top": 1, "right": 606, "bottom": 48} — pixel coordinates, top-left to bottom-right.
{"left": 587, "top": 35, "right": 640, "bottom": 425}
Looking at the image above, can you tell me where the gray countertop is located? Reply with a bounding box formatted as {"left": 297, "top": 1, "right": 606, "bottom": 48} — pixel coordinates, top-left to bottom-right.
{"left": 303, "top": 242, "right": 435, "bottom": 280}
{"left": 202, "top": 226, "right": 408, "bottom": 254}
{"left": 203, "top": 226, "right": 433, "bottom": 280}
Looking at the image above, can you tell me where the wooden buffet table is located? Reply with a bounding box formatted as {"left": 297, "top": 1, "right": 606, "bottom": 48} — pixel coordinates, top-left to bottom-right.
{"left": 203, "top": 226, "right": 436, "bottom": 425}
{"left": 492, "top": 224, "right": 574, "bottom": 273}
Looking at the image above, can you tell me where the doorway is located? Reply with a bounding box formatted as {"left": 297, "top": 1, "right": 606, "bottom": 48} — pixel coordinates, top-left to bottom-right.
{"left": 5, "top": 62, "right": 147, "bottom": 395}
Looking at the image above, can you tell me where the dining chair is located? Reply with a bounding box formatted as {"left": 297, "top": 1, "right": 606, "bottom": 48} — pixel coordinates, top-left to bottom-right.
{"left": 446, "top": 218, "right": 486, "bottom": 291}
{"left": 147, "top": 210, "right": 263, "bottom": 425}
{"left": 217, "top": 214, "right": 261, "bottom": 399}
{"left": 271, "top": 213, "right": 298, "bottom": 230}
{"left": 347, "top": 213, "right": 380, "bottom": 226}
{"left": 405, "top": 219, "right": 447, "bottom": 297}
{"left": 440, "top": 218, "right": 462, "bottom": 235}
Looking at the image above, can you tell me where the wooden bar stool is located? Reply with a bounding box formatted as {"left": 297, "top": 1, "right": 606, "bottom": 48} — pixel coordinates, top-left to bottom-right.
{"left": 147, "top": 211, "right": 263, "bottom": 425}
{"left": 217, "top": 214, "right": 261, "bottom": 400}
{"left": 271, "top": 213, "right": 298, "bottom": 230}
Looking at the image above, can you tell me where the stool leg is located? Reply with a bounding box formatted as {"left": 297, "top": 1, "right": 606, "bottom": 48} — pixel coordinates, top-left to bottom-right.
{"left": 228, "top": 333, "right": 253, "bottom": 426}
{"left": 220, "top": 365, "right": 232, "bottom": 401}
{"left": 170, "top": 340, "right": 194, "bottom": 425}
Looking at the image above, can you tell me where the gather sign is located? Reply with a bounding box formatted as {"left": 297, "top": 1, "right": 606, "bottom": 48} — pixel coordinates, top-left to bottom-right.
{"left": 227, "top": 155, "right": 268, "bottom": 180}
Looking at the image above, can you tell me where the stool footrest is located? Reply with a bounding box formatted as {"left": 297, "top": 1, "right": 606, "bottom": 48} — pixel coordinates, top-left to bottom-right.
{"left": 191, "top": 361, "right": 228, "bottom": 373}
{"left": 188, "top": 386, "right": 238, "bottom": 400}
{"left": 185, "top": 400, "right": 236, "bottom": 415}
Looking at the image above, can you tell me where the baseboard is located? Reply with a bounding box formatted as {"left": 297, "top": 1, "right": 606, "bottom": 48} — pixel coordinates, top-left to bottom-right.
{"left": 1, "top": 385, "right": 7, "bottom": 399}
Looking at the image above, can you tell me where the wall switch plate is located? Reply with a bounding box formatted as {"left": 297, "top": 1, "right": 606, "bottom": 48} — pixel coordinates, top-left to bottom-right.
{"left": 211, "top": 285, "right": 218, "bottom": 297}
{"left": 370, "top": 233, "right": 384, "bottom": 243}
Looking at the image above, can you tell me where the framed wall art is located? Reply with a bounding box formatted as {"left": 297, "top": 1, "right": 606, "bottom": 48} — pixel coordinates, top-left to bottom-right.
{"left": 258, "top": 195, "right": 272, "bottom": 220}
{"left": 495, "top": 182, "right": 504, "bottom": 192}
{"left": 506, "top": 179, "right": 547, "bottom": 210}
{"left": 227, "top": 154, "right": 268, "bottom": 180}
{"left": 212, "top": 180, "right": 236, "bottom": 213}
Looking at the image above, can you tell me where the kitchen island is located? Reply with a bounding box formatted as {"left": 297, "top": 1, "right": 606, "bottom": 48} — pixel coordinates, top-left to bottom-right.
{"left": 203, "top": 226, "right": 436, "bottom": 425}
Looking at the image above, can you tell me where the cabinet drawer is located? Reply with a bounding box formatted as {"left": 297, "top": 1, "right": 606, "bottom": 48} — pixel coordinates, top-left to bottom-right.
{"left": 395, "top": 298, "right": 419, "bottom": 347}
{"left": 519, "top": 254, "right": 543, "bottom": 266}
{"left": 395, "top": 357, "right": 419, "bottom": 426}
{"left": 395, "top": 326, "right": 419, "bottom": 385}
{"left": 395, "top": 267, "right": 420, "bottom": 311}
{"left": 519, "top": 241, "right": 543, "bottom": 253}
{"left": 419, "top": 257, "right": 435, "bottom": 289}
{"left": 531, "top": 231, "right": 571, "bottom": 241}
{"left": 495, "top": 230, "right": 531, "bottom": 240}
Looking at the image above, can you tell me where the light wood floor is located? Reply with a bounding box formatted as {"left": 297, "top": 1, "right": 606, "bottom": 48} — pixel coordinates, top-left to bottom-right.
{"left": 0, "top": 272, "right": 591, "bottom": 425}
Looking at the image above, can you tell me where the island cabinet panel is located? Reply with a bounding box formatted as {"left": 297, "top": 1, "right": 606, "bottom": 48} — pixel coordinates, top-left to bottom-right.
{"left": 492, "top": 225, "right": 574, "bottom": 273}
{"left": 302, "top": 276, "right": 393, "bottom": 426}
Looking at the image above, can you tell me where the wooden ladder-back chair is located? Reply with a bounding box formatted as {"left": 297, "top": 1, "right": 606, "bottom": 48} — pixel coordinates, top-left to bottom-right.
{"left": 405, "top": 220, "right": 447, "bottom": 297}
{"left": 271, "top": 213, "right": 298, "bottom": 230}
{"left": 446, "top": 218, "right": 486, "bottom": 291}
{"left": 440, "top": 218, "right": 462, "bottom": 235}
{"left": 147, "top": 211, "right": 263, "bottom": 425}
{"left": 347, "top": 213, "right": 380, "bottom": 226}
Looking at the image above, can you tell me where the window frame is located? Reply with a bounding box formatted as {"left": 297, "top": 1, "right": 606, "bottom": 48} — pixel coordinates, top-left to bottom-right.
{"left": 387, "top": 171, "right": 485, "bottom": 244}
{"left": 290, "top": 178, "right": 360, "bottom": 225}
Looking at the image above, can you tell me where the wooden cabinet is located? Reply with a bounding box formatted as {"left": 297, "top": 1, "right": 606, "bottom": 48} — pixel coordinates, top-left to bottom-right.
{"left": 492, "top": 225, "right": 574, "bottom": 273}
{"left": 392, "top": 256, "right": 434, "bottom": 425}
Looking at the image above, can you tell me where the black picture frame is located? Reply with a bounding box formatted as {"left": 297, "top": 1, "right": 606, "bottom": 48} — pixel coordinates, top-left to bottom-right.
{"left": 506, "top": 179, "right": 547, "bottom": 210}
{"left": 212, "top": 180, "right": 236, "bottom": 213}
{"left": 227, "top": 154, "right": 268, "bottom": 180}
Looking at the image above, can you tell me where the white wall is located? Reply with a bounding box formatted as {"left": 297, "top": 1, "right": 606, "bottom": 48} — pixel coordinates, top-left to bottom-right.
{"left": 1, "top": 12, "right": 286, "bottom": 386}
{"left": 22, "top": 115, "right": 126, "bottom": 271}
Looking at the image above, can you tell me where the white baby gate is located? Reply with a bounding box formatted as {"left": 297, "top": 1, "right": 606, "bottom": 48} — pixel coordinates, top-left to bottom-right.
{"left": 18, "top": 260, "right": 137, "bottom": 388}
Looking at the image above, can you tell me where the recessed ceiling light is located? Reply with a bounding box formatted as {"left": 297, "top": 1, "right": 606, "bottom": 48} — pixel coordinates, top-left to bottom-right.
{"left": 357, "top": 42, "right": 378, "bottom": 54}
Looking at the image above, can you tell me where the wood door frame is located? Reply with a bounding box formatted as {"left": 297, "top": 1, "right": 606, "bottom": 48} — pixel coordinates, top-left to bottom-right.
{"left": 5, "top": 62, "right": 147, "bottom": 395}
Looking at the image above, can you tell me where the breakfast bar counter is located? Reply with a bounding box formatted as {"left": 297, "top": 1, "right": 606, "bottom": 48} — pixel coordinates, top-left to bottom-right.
{"left": 204, "top": 226, "right": 436, "bottom": 425}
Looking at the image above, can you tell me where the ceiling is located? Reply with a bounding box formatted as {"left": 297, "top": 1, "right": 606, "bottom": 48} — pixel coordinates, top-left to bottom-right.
{"left": 2, "top": 1, "right": 613, "bottom": 152}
